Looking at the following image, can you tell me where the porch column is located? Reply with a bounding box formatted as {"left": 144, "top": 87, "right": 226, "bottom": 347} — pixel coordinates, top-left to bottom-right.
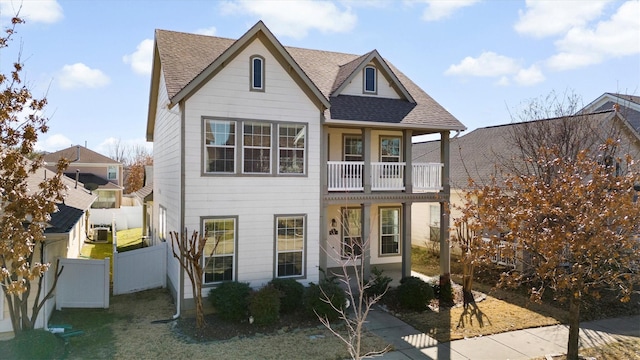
{"left": 363, "top": 128, "right": 372, "bottom": 193}
{"left": 401, "top": 202, "right": 412, "bottom": 278}
{"left": 362, "top": 203, "right": 371, "bottom": 280}
{"left": 439, "top": 131, "right": 451, "bottom": 277}
{"left": 403, "top": 129, "right": 413, "bottom": 193}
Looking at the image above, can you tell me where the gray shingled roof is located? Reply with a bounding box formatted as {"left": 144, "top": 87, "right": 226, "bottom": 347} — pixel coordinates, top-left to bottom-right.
{"left": 413, "top": 110, "right": 624, "bottom": 189}
{"left": 153, "top": 26, "right": 465, "bottom": 131}
{"left": 43, "top": 145, "right": 119, "bottom": 164}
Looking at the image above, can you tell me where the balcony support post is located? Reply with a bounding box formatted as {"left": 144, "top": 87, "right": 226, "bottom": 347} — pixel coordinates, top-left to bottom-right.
{"left": 363, "top": 128, "right": 372, "bottom": 193}
{"left": 362, "top": 203, "right": 371, "bottom": 280}
{"left": 439, "top": 131, "right": 451, "bottom": 279}
{"left": 401, "top": 201, "right": 412, "bottom": 278}
{"left": 403, "top": 129, "right": 413, "bottom": 193}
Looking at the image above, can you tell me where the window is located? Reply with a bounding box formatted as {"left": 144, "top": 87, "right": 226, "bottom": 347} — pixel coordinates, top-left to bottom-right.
{"left": 203, "top": 218, "right": 236, "bottom": 284}
{"left": 380, "top": 137, "right": 401, "bottom": 163}
{"left": 276, "top": 215, "right": 305, "bottom": 277}
{"left": 344, "top": 135, "right": 363, "bottom": 161}
{"left": 342, "top": 207, "right": 362, "bottom": 258}
{"left": 158, "top": 206, "right": 166, "bottom": 242}
{"left": 380, "top": 207, "right": 400, "bottom": 255}
{"left": 251, "top": 55, "right": 264, "bottom": 91}
{"left": 205, "top": 120, "right": 236, "bottom": 173}
{"left": 107, "top": 165, "right": 117, "bottom": 180}
{"left": 91, "top": 190, "right": 116, "bottom": 209}
{"left": 243, "top": 122, "right": 271, "bottom": 173}
{"left": 364, "top": 66, "right": 376, "bottom": 93}
{"left": 278, "top": 124, "right": 306, "bottom": 174}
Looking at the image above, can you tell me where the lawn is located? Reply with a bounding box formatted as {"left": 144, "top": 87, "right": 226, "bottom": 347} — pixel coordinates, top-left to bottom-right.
{"left": 80, "top": 227, "right": 144, "bottom": 259}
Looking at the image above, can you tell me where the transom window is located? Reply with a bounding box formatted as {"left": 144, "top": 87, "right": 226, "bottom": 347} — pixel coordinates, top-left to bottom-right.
{"left": 243, "top": 122, "right": 271, "bottom": 174}
{"left": 380, "top": 207, "right": 400, "bottom": 255}
{"left": 380, "top": 137, "right": 401, "bottom": 162}
{"left": 364, "top": 66, "right": 376, "bottom": 93}
{"left": 342, "top": 207, "right": 362, "bottom": 258}
{"left": 205, "top": 120, "right": 236, "bottom": 173}
{"left": 278, "top": 124, "right": 306, "bottom": 174}
{"left": 276, "top": 215, "right": 305, "bottom": 277}
{"left": 203, "top": 218, "right": 236, "bottom": 284}
{"left": 251, "top": 55, "right": 265, "bottom": 91}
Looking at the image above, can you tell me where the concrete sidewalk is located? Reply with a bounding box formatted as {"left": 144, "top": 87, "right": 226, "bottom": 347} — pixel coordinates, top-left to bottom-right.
{"left": 365, "top": 308, "right": 640, "bottom": 360}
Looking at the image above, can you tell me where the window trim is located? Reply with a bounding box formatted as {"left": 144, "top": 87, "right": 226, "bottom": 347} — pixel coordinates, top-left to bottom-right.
{"left": 379, "top": 206, "right": 401, "bottom": 256}
{"left": 250, "top": 55, "right": 265, "bottom": 92}
{"left": 341, "top": 207, "right": 363, "bottom": 259}
{"left": 202, "top": 216, "right": 238, "bottom": 286}
{"left": 363, "top": 65, "right": 377, "bottom": 94}
{"left": 242, "top": 121, "right": 272, "bottom": 174}
{"left": 107, "top": 165, "right": 117, "bottom": 180}
{"left": 203, "top": 118, "right": 237, "bottom": 174}
{"left": 380, "top": 136, "right": 401, "bottom": 162}
{"left": 277, "top": 123, "right": 307, "bottom": 175}
{"left": 274, "top": 214, "right": 307, "bottom": 279}
{"left": 343, "top": 134, "right": 363, "bottom": 161}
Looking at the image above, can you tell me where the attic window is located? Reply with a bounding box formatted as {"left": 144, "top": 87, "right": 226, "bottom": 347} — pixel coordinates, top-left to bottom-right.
{"left": 251, "top": 55, "right": 265, "bottom": 91}
{"left": 364, "top": 66, "right": 376, "bottom": 94}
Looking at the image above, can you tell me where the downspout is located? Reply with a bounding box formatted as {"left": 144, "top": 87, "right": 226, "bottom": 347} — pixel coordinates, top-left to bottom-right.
{"left": 42, "top": 241, "right": 48, "bottom": 331}
{"left": 173, "top": 101, "right": 186, "bottom": 320}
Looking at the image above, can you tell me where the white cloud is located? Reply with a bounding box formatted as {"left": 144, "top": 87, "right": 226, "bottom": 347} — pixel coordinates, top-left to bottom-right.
{"left": 123, "top": 39, "right": 154, "bottom": 76}
{"left": 513, "top": 65, "right": 545, "bottom": 86}
{"left": 414, "top": 0, "right": 480, "bottom": 22}
{"left": 220, "top": 0, "right": 357, "bottom": 39}
{"left": 57, "top": 63, "right": 110, "bottom": 90}
{"left": 0, "top": 0, "right": 63, "bottom": 23}
{"left": 547, "top": 0, "right": 640, "bottom": 70}
{"left": 195, "top": 26, "right": 217, "bottom": 36}
{"left": 35, "top": 133, "right": 73, "bottom": 153}
{"left": 514, "top": 0, "right": 610, "bottom": 38}
{"left": 445, "top": 51, "right": 521, "bottom": 77}
{"left": 94, "top": 137, "right": 152, "bottom": 158}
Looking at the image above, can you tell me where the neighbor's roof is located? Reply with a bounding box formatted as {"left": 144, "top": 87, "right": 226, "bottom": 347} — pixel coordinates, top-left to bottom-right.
{"left": 43, "top": 145, "right": 120, "bottom": 165}
{"left": 148, "top": 21, "right": 465, "bottom": 140}
{"left": 413, "top": 110, "right": 625, "bottom": 189}
{"left": 580, "top": 93, "right": 640, "bottom": 135}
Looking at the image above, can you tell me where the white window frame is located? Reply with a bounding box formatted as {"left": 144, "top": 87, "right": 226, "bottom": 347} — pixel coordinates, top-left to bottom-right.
{"left": 107, "top": 165, "right": 117, "bottom": 180}
{"left": 204, "top": 119, "right": 236, "bottom": 174}
{"left": 379, "top": 207, "right": 401, "bottom": 256}
{"left": 202, "top": 217, "right": 237, "bottom": 285}
{"left": 277, "top": 124, "right": 306, "bottom": 175}
{"left": 250, "top": 55, "right": 265, "bottom": 91}
{"left": 275, "top": 215, "right": 306, "bottom": 278}
{"left": 242, "top": 121, "right": 271, "bottom": 174}
{"left": 363, "top": 65, "right": 377, "bottom": 94}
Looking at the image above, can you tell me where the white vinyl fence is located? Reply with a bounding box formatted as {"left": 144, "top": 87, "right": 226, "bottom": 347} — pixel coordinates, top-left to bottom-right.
{"left": 112, "top": 227, "right": 167, "bottom": 295}
{"left": 91, "top": 206, "right": 143, "bottom": 230}
{"left": 56, "top": 258, "right": 110, "bottom": 310}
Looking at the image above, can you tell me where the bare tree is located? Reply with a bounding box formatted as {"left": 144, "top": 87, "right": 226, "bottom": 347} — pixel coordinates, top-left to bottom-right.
{"left": 0, "top": 16, "right": 69, "bottom": 333}
{"left": 107, "top": 138, "right": 130, "bottom": 164}
{"left": 317, "top": 217, "right": 391, "bottom": 360}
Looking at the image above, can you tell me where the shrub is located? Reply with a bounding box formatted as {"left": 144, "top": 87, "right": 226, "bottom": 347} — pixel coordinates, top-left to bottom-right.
{"left": 249, "top": 284, "right": 281, "bottom": 325}
{"left": 397, "top": 276, "right": 434, "bottom": 311}
{"left": 304, "top": 279, "right": 346, "bottom": 321}
{"left": 208, "top": 281, "right": 252, "bottom": 322}
{"left": 268, "top": 278, "right": 304, "bottom": 313}
{"left": 364, "top": 267, "right": 392, "bottom": 299}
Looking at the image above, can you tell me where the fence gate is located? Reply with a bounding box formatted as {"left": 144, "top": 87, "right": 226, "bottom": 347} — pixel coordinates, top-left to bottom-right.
{"left": 57, "top": 258, "right": 110, "bottom": 309}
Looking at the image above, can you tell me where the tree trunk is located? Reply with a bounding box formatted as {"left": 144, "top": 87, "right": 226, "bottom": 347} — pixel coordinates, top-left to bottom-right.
{"left": 567, "top": 292, "right": 581, "bottom": 360}
{"left": 462, "top": 261, "right": 475, "bottom": 308}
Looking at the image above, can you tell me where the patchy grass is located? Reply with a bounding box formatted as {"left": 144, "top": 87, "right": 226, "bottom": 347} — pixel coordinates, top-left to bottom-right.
{"left": 0, "top": 330, "right": 66, "bottom": 360}
{"left": 531, "top": 337, "right": 640, "bottom": 360}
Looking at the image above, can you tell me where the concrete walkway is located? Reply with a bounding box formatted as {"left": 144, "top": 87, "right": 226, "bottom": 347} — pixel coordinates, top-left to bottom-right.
{"left": 365, "top": 308, "right": 640, "bottom": 360}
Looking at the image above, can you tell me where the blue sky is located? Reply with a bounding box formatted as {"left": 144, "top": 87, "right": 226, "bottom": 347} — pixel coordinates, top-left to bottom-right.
{"left": 1, "top": 0, "right": 638, "bottom": 156}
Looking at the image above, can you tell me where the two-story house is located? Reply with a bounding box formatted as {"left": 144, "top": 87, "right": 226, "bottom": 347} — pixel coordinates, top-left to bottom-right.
{"left": 43, "top": 145, "right": 124, "bottom": 209}
{"left": 146, "top": 21, "right": 465, "bottom": 310}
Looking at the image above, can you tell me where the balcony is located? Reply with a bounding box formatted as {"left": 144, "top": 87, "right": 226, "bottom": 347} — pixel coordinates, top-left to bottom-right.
{"left": 327, "top": 161, "right": 442, "bottom": 192}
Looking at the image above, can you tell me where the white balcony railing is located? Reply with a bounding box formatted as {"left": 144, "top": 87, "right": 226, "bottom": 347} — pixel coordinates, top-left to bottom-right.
{"left": 327, "top": 161, "right": 443, "bottom": 192}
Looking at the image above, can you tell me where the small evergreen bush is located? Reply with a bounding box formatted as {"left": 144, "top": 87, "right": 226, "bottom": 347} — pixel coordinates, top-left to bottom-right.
{"left": 364, "top": 267, "right": 392, "bottom": 299}
{"left": 208, "top": 281, "right": 251, "bottom": 322}
{"left": 304, "top": 279, "right": 346, "bottom": 321}
{"left": 268, "top": 278, "right": 304, "bottom": 313}
{"left": 397, "top": 276, "right": 434, "bottom": 311}
{"left": 249, "top": 284, "right": 281, "bottom": 325}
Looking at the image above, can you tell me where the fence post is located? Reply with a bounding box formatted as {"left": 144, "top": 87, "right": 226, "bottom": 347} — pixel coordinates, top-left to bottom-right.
{"left": 104, "top": 257, "right": 110, "bottom": 308}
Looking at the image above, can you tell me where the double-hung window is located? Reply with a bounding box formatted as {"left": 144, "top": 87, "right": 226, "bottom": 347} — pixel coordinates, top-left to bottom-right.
{"left": 251, "top": 55, "right": 265, "bottom": 91}
{"left": 380, "top": 137, "right": 401, "bottom": 177}
{"left": 380, "top": 207, "right": 400, "bottom": 255}
{"left": 276, "top": 215, "right": 305, "bottom": 277}
{"left": 243, "top": 122, "right": 271, "bottom": 173}
{"left": 364, "top": 66, "right": 376, "bottom": 94}
{"left": 205, "top": 119, "right": 236, "bottom": 173}
{"left": 342, "top": 207, "right": 362, "bottom": 258}
{"left": 107, "top": 165, "right": 117, "bottom": 180}
{"left": 203, "top": 217, "right": 236, "bottom": 284}
{"left": 278, "top": 124, "right": 306, "bottom": 174}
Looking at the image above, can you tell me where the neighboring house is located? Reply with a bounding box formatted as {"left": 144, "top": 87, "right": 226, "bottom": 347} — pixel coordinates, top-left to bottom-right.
{"left": 0, "top": 166, "right": 96, "bottom": 336}
{"left": 412, "top": 102, "right": 640, "bottom": 267}
{"left": 580, "top": 93, "right": 640, "bottom": 133}
{"left": 146, "top": 21, "right": 465, "bottom": 311}
{"left": 43, "top": 145, "right": 124, "bottom": 209}
{"left": 132, "top": 165, "right": 153, "bottom": 246}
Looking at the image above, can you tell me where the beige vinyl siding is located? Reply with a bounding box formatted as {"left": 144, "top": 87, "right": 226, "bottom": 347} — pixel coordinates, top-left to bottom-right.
{"left": 340, "top": 63, "right": 401, "bottom": 99}
{"left": 181, "top": 38, "right": 321, "bottom": 288}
